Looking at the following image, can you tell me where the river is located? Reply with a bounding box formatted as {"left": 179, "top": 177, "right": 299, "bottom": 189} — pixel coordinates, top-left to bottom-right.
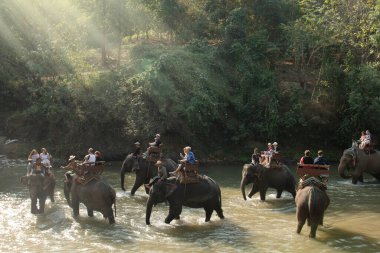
{"left": 0, "top": 157, "right": 379, "bottom": 253}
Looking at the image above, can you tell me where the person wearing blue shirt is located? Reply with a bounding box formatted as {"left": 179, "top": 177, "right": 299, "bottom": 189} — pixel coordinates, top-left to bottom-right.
{"left": 314, "top": 150, "right": 328, "bottom": 165}
{"left": 172, "top": 146, "right": 196, "bottom": 175}
{"left": 183, "top": 146, "right": 196, "bottom": 164}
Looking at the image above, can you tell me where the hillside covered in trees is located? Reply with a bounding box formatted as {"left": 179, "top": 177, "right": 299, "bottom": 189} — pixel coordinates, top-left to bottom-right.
{"left": 1, "top": 0, "right": 379, "bottom": 160}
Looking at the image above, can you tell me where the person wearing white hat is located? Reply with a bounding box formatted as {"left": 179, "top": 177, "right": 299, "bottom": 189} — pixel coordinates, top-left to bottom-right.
{"left": 149, "top": 134, "right": 162, "bottom": 147}
{"left": 272, "top": 142, "right": 279, "bottom": 153}
{"left": 133, "top": 141, "right": 141, "bottom": 157}
{"left": 61, "top": 155, "right": 78, "bottom": 182}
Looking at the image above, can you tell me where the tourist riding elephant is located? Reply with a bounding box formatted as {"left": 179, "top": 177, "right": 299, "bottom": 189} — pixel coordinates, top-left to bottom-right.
{"left": 64, "top": 174, "right": 116, "bottom": 224}
{"left": 146, "top": 177, "right": 224, "bottom": 225}
{"left": 240, "top": 163, "right": 296, "bottom": 201}
{"left": 338, "top": 148, "right": 380, "bottom": 184}
{"left": 120, "top": 154, "right": 177, "bottom": 195}
{"left": 295, "top": 186, "right": 330, "bottom": 238}
{"left": 20, "top": 173, "right": 56, "bottom": 214}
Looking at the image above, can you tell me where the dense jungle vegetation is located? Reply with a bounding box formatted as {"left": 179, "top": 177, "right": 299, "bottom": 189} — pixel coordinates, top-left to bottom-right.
{"left": 1, "top": 0, "right": 379, "bottom": 160}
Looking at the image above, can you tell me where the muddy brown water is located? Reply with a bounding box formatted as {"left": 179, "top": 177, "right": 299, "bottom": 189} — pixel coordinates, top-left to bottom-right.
{"left": 0, "top": 158, "right": 379, "bottom": 253}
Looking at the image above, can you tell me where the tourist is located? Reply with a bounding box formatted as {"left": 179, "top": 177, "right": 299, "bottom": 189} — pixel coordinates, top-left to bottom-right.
{"left": 314, "top": 150, "right": 328, "bottom": 165}
{"left": 299, "top": 150, "right": 314, "bottom": 164}
{"left": 95, "top": 150, "right": 103, "bottom": 162}
{"left": 173, "top": 146, "right": 196, "bottom": 174}
{"left": 149, "top": 134, "right": 162, "bottom": 147}
{"left": 40, "top": 147, "right": 52, "bottom": 167}
{"left": 251, "top": 148, "right": 261, "bottom": 165}
{"left": 26, "top": 149, "right": 40, "bottom": 175}
{"left": 83, "top": 148, "right": 96, "bottom": 164}
{"left": 272, "top": 142, "right": 280, "bottom": 153}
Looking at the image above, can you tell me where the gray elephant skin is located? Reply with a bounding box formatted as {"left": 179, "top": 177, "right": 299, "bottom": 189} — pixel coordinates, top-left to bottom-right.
{"left": 145, "top": 177, "right": 224, "bottom": 225}
{"left": 120, "top": 154, "right": 177, "bottom": 195}
{"left": 20, "top": 174, "right": 55, "bottom": 214}
{"left": 240, "top": 163, "right": 296, "bottom": 201}
{"left": 64, "top": 174, "right": 116, "bottom": 224}
{"left": 338, "top": 148, "right": 380, "bottom": 184}
{"left": 295, "top": 186, "right": 330, "bottom": 238}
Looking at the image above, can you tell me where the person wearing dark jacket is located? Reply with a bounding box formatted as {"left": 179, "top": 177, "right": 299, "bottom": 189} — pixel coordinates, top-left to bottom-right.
{"left": 314, "top": 150, "right": 328, "bottom": 165}
{"left": 299, "top": 150, "right": 314, "bottom": 164}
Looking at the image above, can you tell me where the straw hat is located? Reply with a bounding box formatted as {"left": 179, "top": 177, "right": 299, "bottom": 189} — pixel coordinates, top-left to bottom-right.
{"left": 155, "top": 160, "right": 162, "bottom": 166}
{"left": 68, "top": 155, "right": 76, "bottom": 161}
{"left": 134, "top": 141, "right": 140, "bottom": 145}
{"left": 273, "top": 142, "right": 278, "bottom": 146}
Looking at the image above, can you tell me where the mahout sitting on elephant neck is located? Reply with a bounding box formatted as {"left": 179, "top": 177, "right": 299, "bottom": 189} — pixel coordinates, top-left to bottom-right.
{"left": 121, "top": 153, "right": 176, "bottom": 195}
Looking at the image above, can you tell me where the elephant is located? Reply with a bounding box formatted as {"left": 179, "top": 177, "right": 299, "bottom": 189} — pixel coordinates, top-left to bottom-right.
{"left": 20, "top": 173, "right": 56, "bottom": 214}
{"left": 145, "top": 176, "right": 224, "bottom": 225}
{"left": 120, "top": 154, "right": 177, "bottom": 195}
{"left": 240, "top": 163, "right": 296, "bottom": 201}
{"left": 338, "top": 147, "right": 380, "bottom": 184}
{"left": 295, "top": 186, "right": 330, "bottom": 238}
{"left": 64, "top": 174, "right": 116, "bottom": 224}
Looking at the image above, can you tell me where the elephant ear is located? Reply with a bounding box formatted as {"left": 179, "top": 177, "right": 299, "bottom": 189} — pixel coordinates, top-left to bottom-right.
{"left": 164, "top": 183, "right": 177, "bottom": 198}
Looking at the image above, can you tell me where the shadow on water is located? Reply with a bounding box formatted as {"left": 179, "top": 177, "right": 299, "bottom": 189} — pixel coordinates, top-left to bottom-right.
{"left": 150, "top": 218, "right": 255, "bottom": 251}
{"left": 320, "top": 226, "right": 380, "bottom": 253}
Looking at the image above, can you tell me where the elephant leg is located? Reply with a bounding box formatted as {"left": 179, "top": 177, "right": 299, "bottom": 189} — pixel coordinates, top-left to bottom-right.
{"left": 259, "top": 187, "right": 267, "bottom": 201}
{"left": 31, "top": 197, "right": 38, "bottom": 214}
{"left": 174, "top": 215, "right": 180, "bottom": 220}
{"left": 165, "top": 204, "right": 182, "bottom": 224}
{"left": 108, "top": 214, "right": 115, "bottom": 224}
{"left": 248, "top": 184, "right": 259, "bottom": 198}
{"left": 204, "top": 207, "right": 214, "bottom": 222}
{"left": 49, "top": 189, "right": 55, "bottom": 203}
{"left": 297, "top": 221, "right": 305, "bottom": 234}
{"left": 309, "top": 224, "right": 318, "bottom": 238}
{"left": 87, "top": 208, "right": 94, "bottom": 217}
{"left": 131, "top": 179, "right": 144, "bottom": 195}
{"left": 296, "top": 206, "right": 307, "bottom": 234}
{"left": 215, "top": 203, "right": 224, "bottom": 219}
{"left": 72, "top": 195, "right": 80, "bottom": 216}
{"left": 276, "top": 189, "right": 283, "bottom": 198}
{"left": 352, "top": 177, "right": 358, "bottom": 184}
{"left": 358, "top": 174, "right": 364, "bottom": 183}
{"left": 38, "top": 195, "right": 47, "bottom": 213}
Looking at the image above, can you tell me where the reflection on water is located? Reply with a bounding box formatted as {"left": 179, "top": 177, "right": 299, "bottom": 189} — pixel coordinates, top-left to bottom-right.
{"left": 0, "top": 159, "right": 379, "bottom": 253}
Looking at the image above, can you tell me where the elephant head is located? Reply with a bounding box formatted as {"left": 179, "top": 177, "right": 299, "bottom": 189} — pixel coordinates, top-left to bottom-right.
{"left": 120, "top": 154, "right": 140, "bottom": 190}
{"left": 27, "top": 174, "right": 45, "bottom": 197}
{"left": 240, "top": 163, "right": 262, "bottom": 200}
{"left": 146, "top": 180, "right": 177, "bottom": 225}
{"left": 337, "top": 149, "right": 356, "bottom": 179}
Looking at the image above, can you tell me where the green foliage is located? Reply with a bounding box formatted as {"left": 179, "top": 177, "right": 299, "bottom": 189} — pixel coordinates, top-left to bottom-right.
{"left": 338, "top": 65, "right": 380, "bottom": 139}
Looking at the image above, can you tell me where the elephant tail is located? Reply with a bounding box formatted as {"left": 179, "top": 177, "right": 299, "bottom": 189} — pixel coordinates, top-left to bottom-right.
{"left": 308, "top": 187, "right": 320, "bottom": 224}
{"left": 112, "top": 190, "right": 117, "bottom": 218}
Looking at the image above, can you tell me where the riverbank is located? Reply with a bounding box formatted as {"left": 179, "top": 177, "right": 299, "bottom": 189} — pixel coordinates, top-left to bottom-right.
{"left": 0, "top": 135, "right": 344, "bottom": 166}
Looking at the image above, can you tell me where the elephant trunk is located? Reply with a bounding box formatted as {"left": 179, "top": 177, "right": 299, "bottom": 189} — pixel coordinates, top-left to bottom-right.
{"left": 63, "top": 182, "right": 72, "bottom": 207}
{"left": 120, "top": 170, "right": 126, "bottom": 191}
{"left": 240, "top": 176, "right": 248, "bottom": 201}
{"left": 146, "top": 198, "right": 154, "bottom": 225}
{"left": 338, "top": 162, "right": 351, "bottom": 179}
